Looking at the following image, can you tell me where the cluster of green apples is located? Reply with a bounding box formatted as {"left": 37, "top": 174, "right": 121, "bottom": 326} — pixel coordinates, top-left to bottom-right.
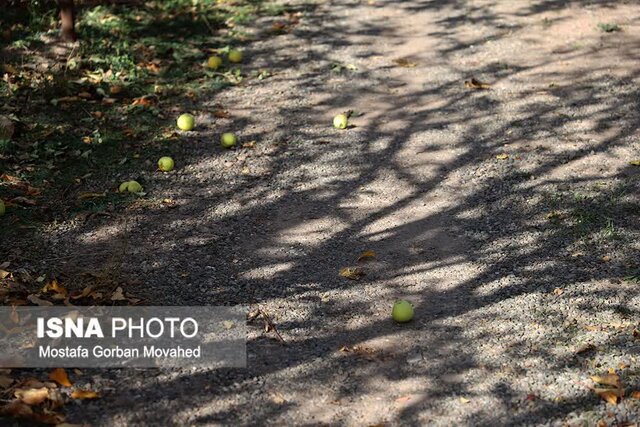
{"left": 205, "top": 49, "right": 243, "bottom": 71}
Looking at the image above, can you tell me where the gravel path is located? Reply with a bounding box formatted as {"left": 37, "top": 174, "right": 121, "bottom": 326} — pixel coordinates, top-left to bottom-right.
{"left": 16, "top": 0, "right": 640, "bottom": 425}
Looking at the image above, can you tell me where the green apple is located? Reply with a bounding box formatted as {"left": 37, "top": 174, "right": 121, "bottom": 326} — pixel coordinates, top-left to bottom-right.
{"left": 127, "top": 181, "right": 143, "bottom": 193}
{"left": 158, "top": 156, "right": 175, "bottom": 172}
{"left": 0, "top": 199, "right": 5, "bottom": 216}
{"left": 228, "top": 49, "right": 243, "bottom": 63}
{"left": 333, "top": 113, "right": 348, "bottom": 129}
{"left": 177, "top": 114, "right": 195, "bottom": 131}
{"left": 207, "top": 55, "right": 223, "bottom": 70}
{"left": 392, "top": 299, "right": 414, "bottom": 323}
{"left": 220, "top": 133, "right": 237, "bottom": 148}
{"left": 119, "top": 181, "right": 130, "bottom": 192}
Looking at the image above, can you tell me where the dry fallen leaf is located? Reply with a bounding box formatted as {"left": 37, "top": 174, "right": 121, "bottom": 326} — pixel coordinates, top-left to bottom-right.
{"left": 459, "top": 396, "right": 470, "bottom": 403}
{"left": 630, "top": 391, "right": 640, "bottom": 399}
{"left": 71, "top": 389, "right": 99, "bottom": 400}
{"left": 42, "top": 279, "right": 67, "bottom": 298}
{"left": 110, "top": 287, "right": 127, "bottom": 301}
{"left": 15, "top": 387, "right": 49, "bottom": 405}
{"left": 464, "top": 78, "right": 491, "bottom": 89}
{"left": 109, "top": 85, "right": 123, "bottom": 95}
{"left": 393, "top": 58, "right": 417, "bottom": 68}
{"left": 591, "top": 374, "right": 621, "bottom": 387}
{"left": 596, "top": 389, "right": 619, "bottom": 405}
{"left": 629, "top": 160, "right": 640, "bottom": 166}
{"left": 48, "top": 368, "right": 72, "bottom": 387}
{"left": 552, "top": 287, "right": 564, "bottom": 295}
{"left": 357, "top": 250, "right": 376, "bottom": 262}
{"left": 0, "top": 401, "right": 33, "bottom": 418}
{"left": 222, "top": 320, "right": 235, "bottom": 329}
{"left": 27, "top": 295, "right": 53, "bottom": 306}
{"left": 495, "top": 153, "right": 509, "bottom": 160}
{"left": 214, "top": 109, "right": 230, "bottom": 118}
{"left": 70, "top": 286, "right": 93, "bottom": 300}
{"left": 131, "top": 96, "right": 156, "bottom": 107}
{"left": 339, "top": 267, "right": 364, "bottom": 280}
{"left": 0, "top": 374, "right": 14, "bottom": 389}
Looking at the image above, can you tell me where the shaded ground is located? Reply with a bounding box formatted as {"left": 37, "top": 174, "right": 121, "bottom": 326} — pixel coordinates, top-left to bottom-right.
{"left": 2, "top": 0, "right": 640, "bottom": 425}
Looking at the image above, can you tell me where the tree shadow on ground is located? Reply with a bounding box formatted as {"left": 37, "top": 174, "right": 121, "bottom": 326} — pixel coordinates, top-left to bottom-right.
{"left": 2, "top": 0, "right": 640, "bottom": 425}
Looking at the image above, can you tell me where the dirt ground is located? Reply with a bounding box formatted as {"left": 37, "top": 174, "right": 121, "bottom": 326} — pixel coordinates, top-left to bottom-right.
{"left": 3, "top": 0, "right": 640, "bottom": 425}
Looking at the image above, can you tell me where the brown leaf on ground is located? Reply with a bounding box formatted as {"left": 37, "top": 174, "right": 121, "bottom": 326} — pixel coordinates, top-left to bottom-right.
{"left": 393, "top": 58, "right": 417, "bottom": 68}
{"left": 339, "top": 267, "right": 364, "bottom": 280}
{"left": 595, "top": 389, "right": 619, "bottom": 405}
{"left": 15, "top": 387, "right": 49, "bottom": 405}
{"left": 71, "top": 389, "right": 99, "bottom": 400}
{"left": 27, "top": 294, "right": 53, "bottom": 306}
{"left": 0, "top": 374, "right": 14, "bottom": 389}
{"left": 357, "top": 250, "right": 376, "bottom": 262}
{"left": 48, "top": 368, "right": 72, "bottom": 387}
{"left": 42, "top": 279, "right": 67, "bottom": 298}
{"left": 70, "top": 286, "right": 93, "bottom": 300}
{"left": 591, "top": 374, "right": 621, "bottom": 388}
{"left": 109, "top": 85, "right": 123, "bottom": 95}
{"left": 630, "top": 391, "right": 640, "bottom": 399}
{"left": 131, "top": 96, "right": 156, "bottom": 107}
{"left": 214, "top": 109, "right": 230, "bottom": 118}
{"left": 464, "top": 78, "right": 491, "bottom": 89}
{"left": 10, "top": 196, "right": 37, "bottom": 206}
{"left": 110, "top": 287, "right": 127, "bottom": 301}
{"left": 0, "top": 401, "right": 33, "bottom": 418}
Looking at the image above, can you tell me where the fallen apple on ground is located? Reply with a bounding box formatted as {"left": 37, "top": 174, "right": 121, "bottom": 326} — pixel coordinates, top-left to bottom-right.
{"left": 158, "top": 156, "right": 175, "bottom": 172}
{"left": 392, "top": 299, "right": 414, "bottom": 323}
{"left": 207, "top": 55, "right": 223, "bottom": 70}
{"left": 119, "top": 181, "right": 143, "bottom": 193}
{"left": 221, "top": 133, "right": 237, "bottom": 148}
{"left": 228, "top": 49, "right": 243, "bottom": 63}
{"left": 127, "top": 181, "right": 143, "bottom": 193}
{"left": 177, "top": 114, "right": 195, "bottom": 131}
{"left": 333, "top": 113, "right": 348, "bottom": 129}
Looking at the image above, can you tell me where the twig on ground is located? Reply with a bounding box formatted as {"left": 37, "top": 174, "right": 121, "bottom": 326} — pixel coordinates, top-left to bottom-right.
{"left": 248, "top": 307, "right": 287, "bottom": 345}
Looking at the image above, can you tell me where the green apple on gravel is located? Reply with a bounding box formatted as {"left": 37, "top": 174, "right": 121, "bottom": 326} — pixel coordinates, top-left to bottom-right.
{"left": 207, "top": 56, "right": 223, "bottom": 70}
{"left": 392, "top": 299, "right": 414, "bottom": 323}
{"left": 177, "top": 114, "right": 195, "bottom": 131}
{"left": 228, "top": 49, "right": 243, "bottom": 63}
{"left": 158, "top": 156, "right": 175, "bottom": 172}
{"left": 333, "top": 113, "right": 348, "bottom": 129}
{"left": 119, "top": 181, "right": 143, "bottom": 194}
{"left": 220, "top": 133, "right": 237, "bottom": 148}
